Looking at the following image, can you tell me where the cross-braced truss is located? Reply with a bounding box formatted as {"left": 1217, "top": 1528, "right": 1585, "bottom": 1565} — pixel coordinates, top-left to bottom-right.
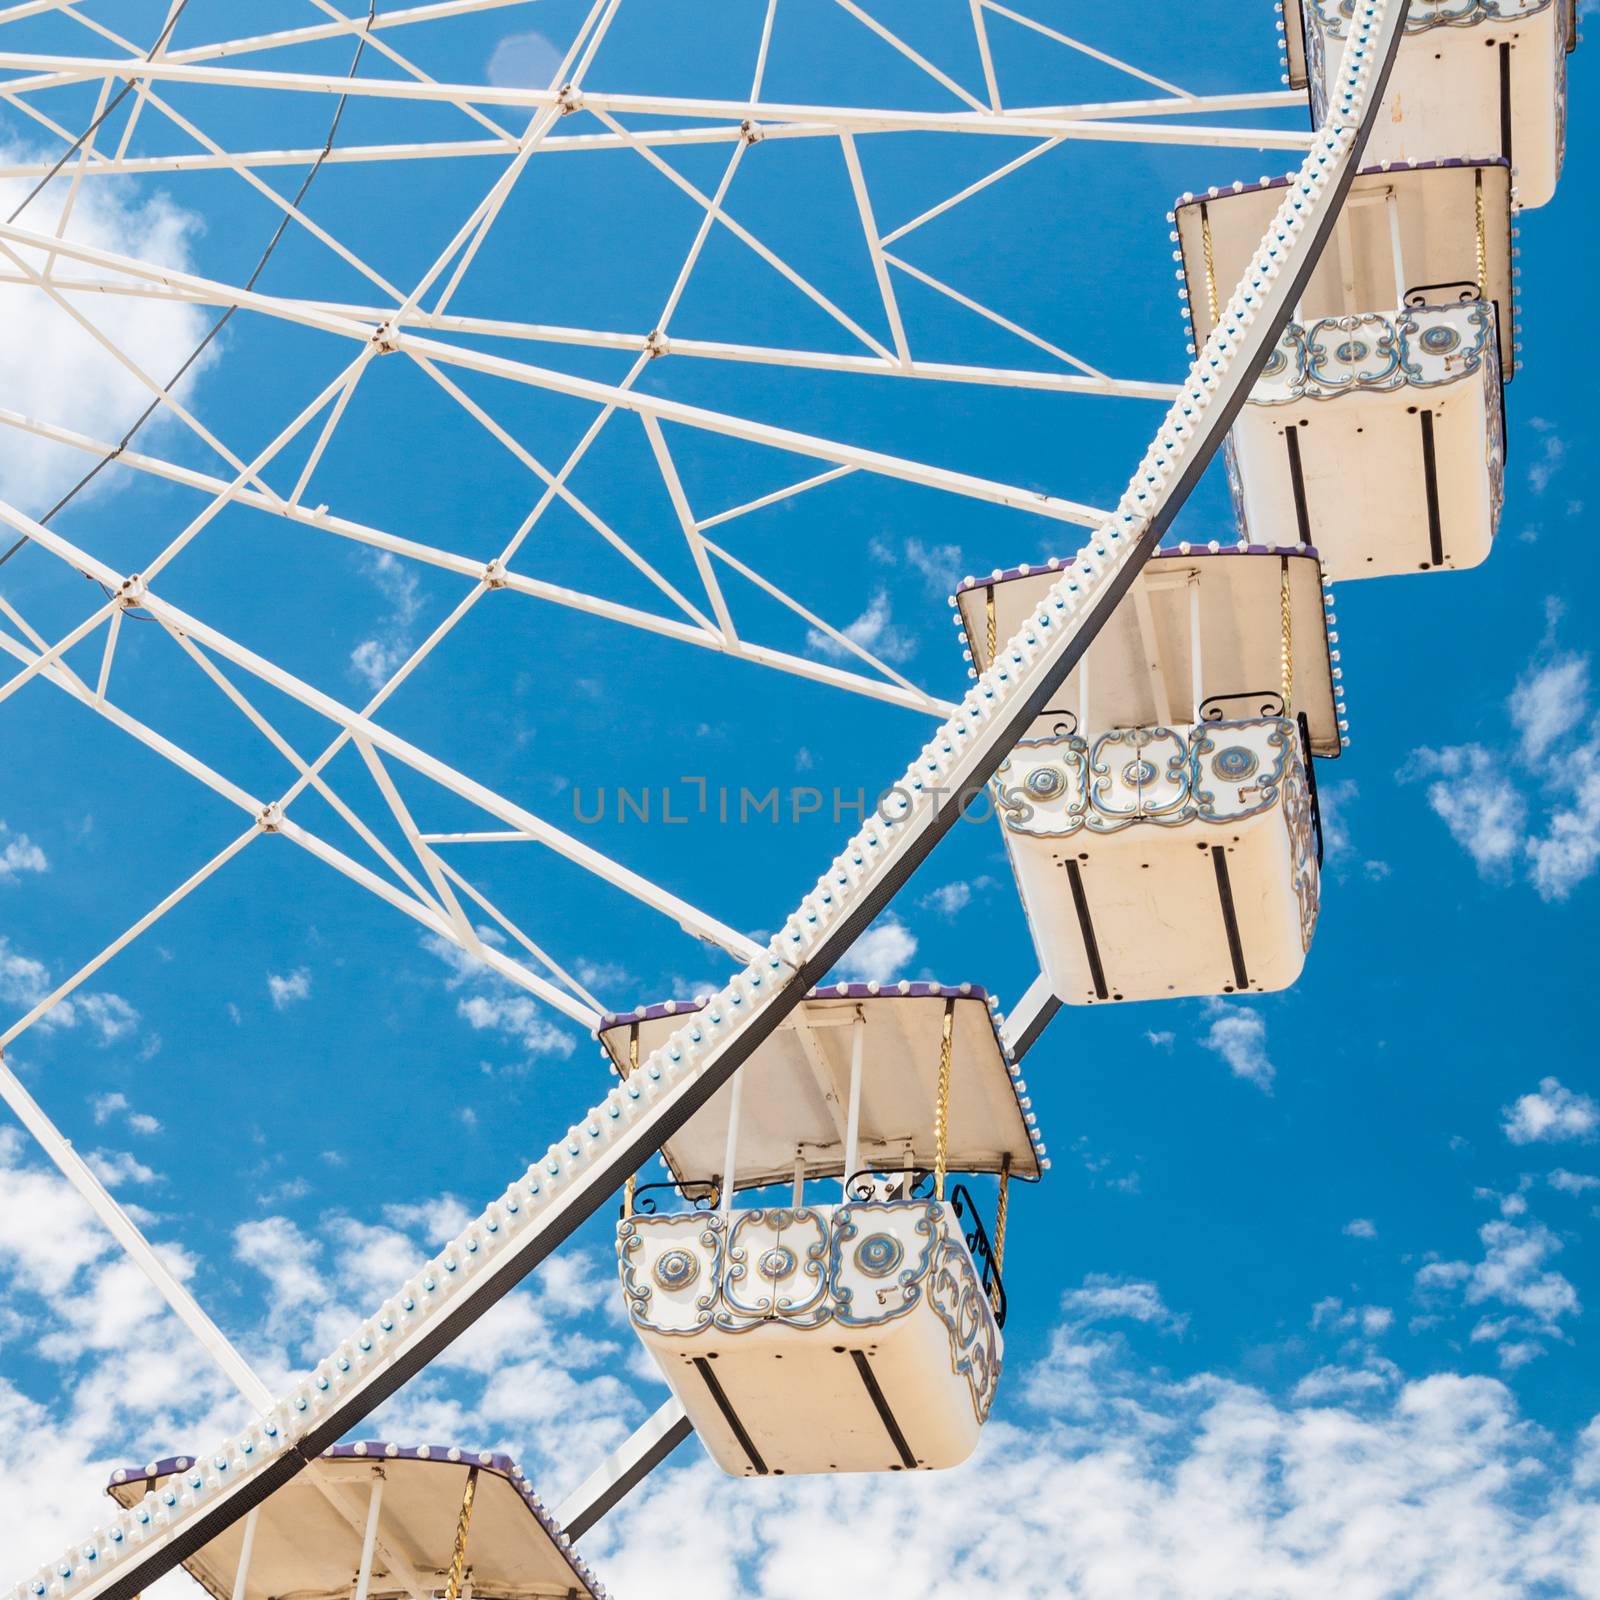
{"left": 0, "top": 1, "right": 1391, "bottom": 1592}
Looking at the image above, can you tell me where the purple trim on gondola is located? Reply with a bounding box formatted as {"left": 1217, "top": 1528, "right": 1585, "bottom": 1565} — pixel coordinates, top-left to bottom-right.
{"left": 597, "top": 979, "right": 990, "bottom": 1031}
{"left": 106, "top": 1446, "right": 607, "bottom": 1599}
{"left": 1172, "top": 153, "right": 1512, "bottom": 210}
{"left": 952, "top": 543, "right": 1322, "bottom": 597}
{"left": 594, "top": 980, "right": 1047, "bottom": 1169}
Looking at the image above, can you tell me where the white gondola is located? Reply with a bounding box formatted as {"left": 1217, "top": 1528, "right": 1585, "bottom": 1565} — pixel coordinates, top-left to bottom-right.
{"left": 1176, "top": 159, "right": 1513, "bottom": 580}
{"left": 105, "top": 1443, "right": 606, "bottom": 1599}
{"left": 597, "top": 984, "right": 1043, "bottom": 1477}
{"left": 955, "top": 546, "right": 1339, "bottom": 1005}
{"left": 1280, "top": 0, "right": 1577, "bottom": 210}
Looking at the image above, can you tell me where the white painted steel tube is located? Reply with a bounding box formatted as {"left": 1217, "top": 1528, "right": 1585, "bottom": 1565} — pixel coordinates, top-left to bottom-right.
{"left": 842, "top": 1010, "right": 865, "bottom": 1198}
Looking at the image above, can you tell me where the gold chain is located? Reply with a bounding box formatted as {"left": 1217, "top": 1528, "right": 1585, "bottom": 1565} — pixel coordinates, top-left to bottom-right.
{"left": 933, "top": 1000, "right": 954, "bottom": 1201}
{"left": 1279, "top": 559, "right": 1294, "bottom": 714}
{"left": 990, "top": 1156, "right": 1010, "bottom": 1314}
{"left": 1473, "top": 168, "right": 1487, "bottom": 302}
{"left": 984, "top": 585, "right": 996, "bottom": 668}
{"left": 622, "top": 1026, "right": 639, "bottom": 1218}
{"left": 443, "top": 1468, "right": 479, "bottom": 1600}
{"left": 1200, "top": 203, "right": 1220, "bottom": 331}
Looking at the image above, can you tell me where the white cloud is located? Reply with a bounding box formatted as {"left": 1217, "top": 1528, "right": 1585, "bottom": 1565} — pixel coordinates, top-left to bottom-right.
{"left": 1315, "top": 779, "right": 1389, "bottom": 883}
{"left": 485, "top": 30, "right": 564, "bottom": 87}
{"left": 90, "top": 1092, "right": 127, "bottom": 1126}
{"left": 89, "top": 1093, "right": 159, "bottom": 1135}
{"left": 1408, "top": 743, "right": 1526, "bottom": 877}
{"left": 1503, "top": 1077, "right": 1598, "bottom": 1145}
{"left": 1549, "top": 1169, "right": 1600, "bottom": 1195}
{"left": 420, "top": 931, "right": 577, "bottom": 1061}
{"left": 1527, "top": 419, "right": 1566, "bottom": 494}
{"left": 350, "top": 551, "right": 424, "bottom": 691}
{"left": 902, "top": 538, "right": 963, "bottom": 596}
{"left": 1144, "top": 1029, "right": 1175, "bottom": 1049}
{"left": 594, "top": 1327, "right": 1600, "bottom": 1600}
{"left": 1344, "top": 1217, "right": 1378, "bottom": 1239}
{"left": 232, "top": 1216, "right": 326, "bottom": 1339}
{"left": 0, "top": 149, "right": 212, "bottom": 512}
{"left": 1416, "top": 1217, "right": 1580, "bottom": 1372}
{"left": 1495, "top": 1339, "right": 1545, "bottom": 1371}
{"left": 1313, "top": 1297, "right": 1393, "bottom": 1338}
{"left": 833, "top": 917, "right": 917, "bottom": 983}
{"left": 267, "top": 968, "right": 311, "bottom": 1010}
{"left": 1062, "top": 1275, "right": 1187, "bottom": 1333}
{"left": 916, "top": 875, "right": 996, "bottom": 918}
{"left": 0, "top": 938, "right": 137, "bottom": 1042}
{"left": 349, "top": 635, "right": 408, "bottom": 690}
{"left": 1408, "top": 644, "right": 1600, "bottom": 901}
{"left": 574, "top": 957, "right": 629, "bottom": 993}
{"left": 1512, "top": 653, "right": 1588, "bottom": 764}
{"left": 919, "top": 881, "right": 971, "bottom": 915}
{"left": 75, "top": 992, "right": 139, "bottom": 1043}
{"left": 422, "top": 926, "right": 505, "bottom": 988}
{"left": 0, "top": 820, "right": 47, "bottom": 879}
{"left": 458, "top": 994, "right": 576, "bottom": 1057}
{"left": 807, "top": 589, "right": 916, "bottom": 666}
{"left": 0, "top": 937, "right": 52, "bottom": 1010}
{"left": 1318, "top": 776, "right": 1357, "bottom": 863}
{"left": 1199, "top": 997, "right": 1274, "bottom": 1090}
{"left": 85, "top": 1148, "right": 157, "bottom": 1188}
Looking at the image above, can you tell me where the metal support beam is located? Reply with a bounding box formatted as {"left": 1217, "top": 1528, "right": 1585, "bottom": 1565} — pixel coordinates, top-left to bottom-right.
{"left": 554, "top": 1398, "right": 694, "bottom": 1542}
{"left": 4, "top": 7, "right": 1411, "bottom": 1595}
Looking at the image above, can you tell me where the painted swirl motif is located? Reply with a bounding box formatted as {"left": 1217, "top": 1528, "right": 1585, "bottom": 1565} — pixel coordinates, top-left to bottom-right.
{"left": 926, "top": 1237, "right": 1002, "bottom": 1425}
{"left": 1211, "top": 745, "right": 1259, "bottom": 782}
{"left": 853, "top": 1232, "right": 905, "bottom": 1279}
{"left": 998, "top": 718, "right": 1302, "bottom": 840}
{"left": 1281, "top": 761, "right": 1322, "bottom": 953}
{"left": 1086, "top": 727, "right": 1190, "bottom": 827}
{"left": 1252, "top": 304, "right": 1495, "bottom": 406}
{"left": 1192, "top": 721, "right": 1289, "bottom": 821}
{"left": 1310, "top": 0, "right": 1554, "bottom": 34}
{"left": 619, "top": 1198, "right": 1001, "bottom": 1373}
{"left": 618, "top": 1214, "right": 723, "bottom": 1335}
{"left": 757, "top": 1246, "right": 797, "bottom": 1282}
{"left": 652, "top": 1249, "right": 700, "bottom": 1292}
{"left": 994, "top": 738, "right": 1087, "bottom": 831}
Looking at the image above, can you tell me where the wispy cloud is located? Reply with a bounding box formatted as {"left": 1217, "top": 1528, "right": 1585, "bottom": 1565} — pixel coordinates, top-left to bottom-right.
{"left": 85, "top": 1148, "right": 158, "bottom": 1189}
{"left": 806, "top": 589, "right": 916, "bottom": 666}
{"left": 485, "top": 30, "right": 563, "bottom": 87}
{"left": 0, "top": 820, "right": 47, "bottom": 880}
{"left": 90, "top": 1093, "right": 161, "bottom": 1136}
{"left": 1062, "top": 1275, "right": 1189, "bottom": 1333}
{"left": 1549, "top": 1169, "right": 1599, "bottom": 1195}
{"left": 917, "top": 876, "right": 993, "bottom": 917}
{"left": 457, "top": 994, "right": 576, "bottom": 1058}
{"left": 1527, "top": 417, "right": 1566, "bottom": 495}
{"left": 1199, "top": 997, "right": 1274, "bottom": 1090}
{"left": 1503, "top": 1077, "right": 1598, "bottom": 1145}
{"left": 831, "top": 916, "right": 917, "bottom": 983}
{"left": 1416, "top": 1211, "right": 1581, "bottom": 1368}
{"left": 267, "top": 968, "right": 312, "bottom": 1010}
{"left": 1407, "top": 632, "right": 1600, "bottom": 900}
{"left": 421, "top": 931, "right": 577, "bottom": 1061}
{"left": 1312, "top": 1296, "right": 1393, "bottom": 1338}
{"left": 350, "top": 552, "right": 424, "bottom": 691}
{"left": 0, "top": 144, "right": 212, "bottom": 512}
{"left": 0, "top": 938, "right": 138, "bottom": 1043}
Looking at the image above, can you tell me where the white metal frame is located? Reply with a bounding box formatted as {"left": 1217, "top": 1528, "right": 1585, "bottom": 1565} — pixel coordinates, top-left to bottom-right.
{"left": 0, "top": 4, "right": 1411, "bottom": 1593}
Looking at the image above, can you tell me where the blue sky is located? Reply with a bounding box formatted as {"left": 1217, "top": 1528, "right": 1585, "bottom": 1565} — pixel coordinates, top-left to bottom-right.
{"left": 0, "top": 2, "right": 1597, "bottom": 1594}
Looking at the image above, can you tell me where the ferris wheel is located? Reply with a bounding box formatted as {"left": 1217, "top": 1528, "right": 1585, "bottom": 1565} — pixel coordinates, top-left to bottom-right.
{"left": 0, "top": 0, "right": 1579, "bottom": 1595}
